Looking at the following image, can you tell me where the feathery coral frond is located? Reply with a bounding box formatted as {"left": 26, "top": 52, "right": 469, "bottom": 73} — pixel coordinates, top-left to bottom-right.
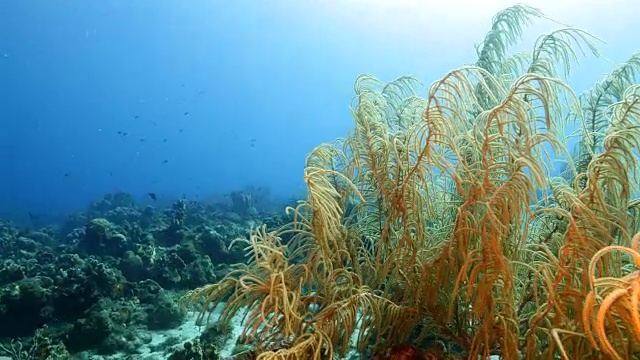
{"left": 183, "top": 5, "right": 640, "bottom": 359}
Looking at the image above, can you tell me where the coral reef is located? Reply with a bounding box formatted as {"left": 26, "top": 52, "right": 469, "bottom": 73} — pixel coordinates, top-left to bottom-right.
{"left": 0, "top": 190, "right": 288, "bottom": 358}
{"left": 184, "top": 5, "right": 640, "bottom": 360}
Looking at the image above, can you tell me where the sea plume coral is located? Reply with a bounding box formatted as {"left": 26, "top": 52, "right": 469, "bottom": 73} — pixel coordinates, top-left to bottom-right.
{"left": 183, "top": 4, "right": 640, "bottom": 359}
{"left": 583, "top": 232, "right": 640, "bottom": 360}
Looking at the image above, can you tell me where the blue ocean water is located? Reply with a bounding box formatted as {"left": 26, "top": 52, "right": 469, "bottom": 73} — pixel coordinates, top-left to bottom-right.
{"left": 1, "top": 2, "right": 640, "bottom": 359}
{"left": 0, "top": 1, "right": 636, "bottom": 225}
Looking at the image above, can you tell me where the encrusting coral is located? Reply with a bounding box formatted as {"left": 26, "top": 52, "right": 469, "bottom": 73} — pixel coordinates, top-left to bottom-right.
{"left": 183, "top": 4, "right": 640, "bottom": 359}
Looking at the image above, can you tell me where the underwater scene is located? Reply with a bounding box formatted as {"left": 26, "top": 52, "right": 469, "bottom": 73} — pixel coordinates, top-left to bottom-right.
{"left": 2, "top": 1, "right": 640, "bottom": 359}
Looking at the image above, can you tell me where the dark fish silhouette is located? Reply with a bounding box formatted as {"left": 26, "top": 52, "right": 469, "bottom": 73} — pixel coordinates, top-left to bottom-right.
{"left": 148, "top": 193, "right": 157, "bottom": 201}
{"left": 162, "top": 160, "right": 168, "bottom": 164}
{"left": 28, "top": 211, "right": 39, "bottom": 220}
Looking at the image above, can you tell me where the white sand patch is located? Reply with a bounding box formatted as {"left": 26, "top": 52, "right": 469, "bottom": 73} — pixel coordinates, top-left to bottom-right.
{"left": 76, "top": 305, "right": 245, "bottom": 360}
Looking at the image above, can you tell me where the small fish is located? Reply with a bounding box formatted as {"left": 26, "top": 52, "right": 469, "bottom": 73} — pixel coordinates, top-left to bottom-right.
{"left": 134, "top": 115, "right": 140, "bottom": 119}
{"left": 183, "top": 111, "right": 189, "bottom": 116}
{"left": 163, "top": 138, "right": 167, "bottom": 142}
{"left": 64, "top": 173, "right": 69, "bottom": 177}
{"left": 139, "top": 138, "right": 145, "bottom": 142}
{"left": 162, "top": 159, "right": 168, "bottom": 164}
{"left": 148, "top": 192, "right": 157, "bottom": 201}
